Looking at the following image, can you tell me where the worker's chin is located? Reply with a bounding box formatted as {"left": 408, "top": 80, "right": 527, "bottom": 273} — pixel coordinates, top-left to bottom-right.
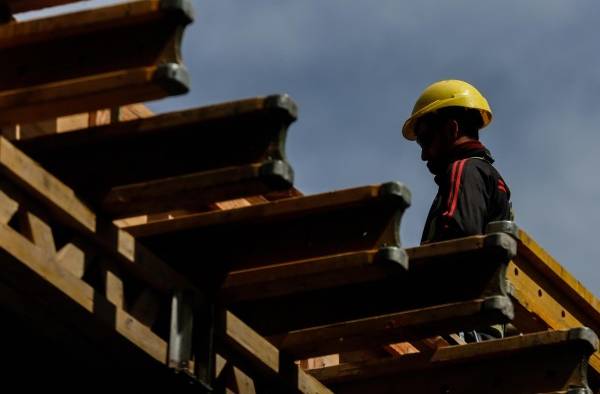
{"left": 426, "top": 160, "right": 445, "bottom": 175}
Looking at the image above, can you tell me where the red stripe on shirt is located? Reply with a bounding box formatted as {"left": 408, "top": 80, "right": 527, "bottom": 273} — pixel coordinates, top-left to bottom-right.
{"left": 498, "top": 179, "right": 508, "bottom": 193}
{"left": 442, "top": 160, "right": 459, "bottom": 217}
{"left": 447, "top": 159, "right": 467, "bottom": 218}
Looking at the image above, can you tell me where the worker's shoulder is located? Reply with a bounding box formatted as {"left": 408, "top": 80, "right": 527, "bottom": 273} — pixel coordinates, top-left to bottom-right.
{"left": 457, "top": 157, "right": 503, "bottom": 179}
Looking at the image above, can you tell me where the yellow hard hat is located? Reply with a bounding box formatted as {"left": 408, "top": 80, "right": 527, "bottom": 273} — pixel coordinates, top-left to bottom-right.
{"left": 402, "top": 79, "right": 493, "bottom": 141}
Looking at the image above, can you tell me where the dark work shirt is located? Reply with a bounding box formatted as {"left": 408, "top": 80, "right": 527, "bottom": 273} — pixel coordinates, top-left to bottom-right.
{"left": 421, "top": 141, "right": 512, "bottom": 244}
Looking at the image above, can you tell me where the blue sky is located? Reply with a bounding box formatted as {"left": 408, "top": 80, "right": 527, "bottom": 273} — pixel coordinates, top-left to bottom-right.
{"left": 24, "top": 1, "right": 600, "bottom": 295}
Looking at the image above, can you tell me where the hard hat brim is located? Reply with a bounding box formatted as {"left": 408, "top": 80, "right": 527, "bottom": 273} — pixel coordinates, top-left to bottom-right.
{"left": 402, "top": 98, "right": 493, "bottom": 141}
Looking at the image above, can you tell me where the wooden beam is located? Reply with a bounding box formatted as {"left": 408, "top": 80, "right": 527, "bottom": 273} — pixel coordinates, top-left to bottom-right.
{"left": 231, "top": 234, "right": 515, "bottom": 336}
{"left": 496, "top": 226, "right": 600, "bottom": 380}
{"left": 125, "top": 183, "right": 410, "bottom": 293}
{"left": 0, "top": 0, "right": 192, "bottom": 124}
{"left": 16, "top": 95, "right": 297, "bottom": 216}
{"left": 0, "top": 188, "right": 18, "bottom": 223}
{"left": 127, "top": 182, "right": 409, "bottom": 238}
{"left": 102, "top": 161, "right": 293, "bottom": 217}
{"left": 2, "top": 0, "right": 86, "bottom": 13}
{"left": 55, "top": 242, "right": 85, "bottom": 278}
{"left": 0, "top": 137, "right": 192, "bottom": 294}
{"left": 18, "top": 210, "right": 56, "bottom": 254}
{"left": 310, "top": 329, "right": 598, "bottom": 394}
{"left": 269, "top": 296, "right": 513, "bottom": 359}
{"left": 221, "top": 249, "right": 407, "bottom": 303}
{"left": 0, "top": 221, "right": 168, "bottom": 364}
{"left": 218, "top": 310, "right": 333, "bottom": 394}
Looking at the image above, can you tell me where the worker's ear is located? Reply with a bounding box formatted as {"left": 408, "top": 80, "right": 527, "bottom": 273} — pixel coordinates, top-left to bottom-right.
{"left": 446, "top": 118, "right": 460, "bottom": 141}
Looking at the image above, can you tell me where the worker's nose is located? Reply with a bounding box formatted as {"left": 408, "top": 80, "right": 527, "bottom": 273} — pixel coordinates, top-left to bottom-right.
{"left": 421, "top": 148, "right": 429, "bottom": 161}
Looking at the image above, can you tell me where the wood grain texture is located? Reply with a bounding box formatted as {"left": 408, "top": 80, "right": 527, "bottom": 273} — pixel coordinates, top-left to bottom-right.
{"left": 231, "top": 234, "right": 513, "bottom": 336}
{"left": 0, "top": 0, "right": 192, "bottom": 124}
{"left": 3, "top": 0, "right": 86, "bottom": 13}
{"left": 509, "top": 228, "right": 600, "bottom": 382}
{"left": 269, "top": 296, "right": 513, "bottom": 359}
{"left": 310, "top": 329, "right": 598, "bottom": 394}
{"left": 126, "top": 183, "right": 409, "bottom": 295}
{"left": 219, "top": 311, "right": 333, "bottom": 394}
{"left": 0, "top": 137, "right": 192, "bottom": 293}
{"left": 17, "top": 95, "right": 296, "bottom": 216}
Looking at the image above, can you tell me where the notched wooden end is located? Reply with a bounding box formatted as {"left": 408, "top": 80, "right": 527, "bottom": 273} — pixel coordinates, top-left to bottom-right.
{"left": 378, "top": 181, "right": 412, "bottom": 209}
{"left": 153, "top": 63, "right": 190, "bottom": 95}
{"left": 485, "top": 220, "right": 520, "bottom": 240}
{"left": 567, "top": 327, "right": 599, "bottom": 353}
{"left": 483, "top": 232, "right": 517, "bottom": 260}
{"left": 160, "top": 0, "right": 195, "bottom": 23}
{"left": 259, "top": 160, "right": 294, "bottom": 189}
{"left": 264, "top": 94, "right": 299, "bottom": 121}
{"left": 481, "top": 295, "right": 514, "bottom": 322}
{"left": 375, "top": 246, "right": 408, "bottom": 271}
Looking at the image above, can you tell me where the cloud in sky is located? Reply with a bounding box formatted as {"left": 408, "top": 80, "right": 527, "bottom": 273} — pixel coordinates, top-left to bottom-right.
{"left": 23, "top": 1, "right": 600, "bottom": 295}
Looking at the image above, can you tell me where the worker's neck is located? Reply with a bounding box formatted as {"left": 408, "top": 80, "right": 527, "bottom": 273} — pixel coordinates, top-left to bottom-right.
{"left": 452, "top": 136, "right": 477, "bottom": 147}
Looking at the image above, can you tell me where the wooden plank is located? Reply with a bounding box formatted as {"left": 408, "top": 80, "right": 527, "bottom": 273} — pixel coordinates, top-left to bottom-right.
{"left": 0, "top": 0, "right": 192, "bottom": 124}
{"left": 0, "top": 137, "right": 192, "bottom": 294}
{"left": 55, "top": 242, "right": 85, "bottom": 278}
{"left": 218, "top": 310, "right": 333, "bottom": 394}
{"left": 500, "top": 227, "right": 600, "bottom": 380}
{"left": 0, "top": 65, "right": 188, "bottom": 126}
{"left": 516, "top": 228, "right": 600, "bottom": 322}
{"left": 101, "top": 161, "right": 293, "bottom": 217}
{"left": 0, "top": 221, "right": 168, "bottom": 363}
{"left": 17, "top": 95, "right": 298, "bottom": 216}
{"left": 127, "top": 183, "right": 409, "bottom": 238}
{"left": 2, "top": 0, "right": 86, "bottom": 13}
{"left": 0, "top": 188, "right": 18, "bottom": 223}
{"left": 221, "top": 249, "right": 407, "bottom": 303}
{"left": 3, "top": 104, "right": 154, "bottom": 141}
{"left": 18, "top": 210, "right": 56, "bottom": 253}
{"left": 268, "top": 296, "right": 513, "bottom": 359}
{"left": 230, "top": 234, "right": 515, "bottom": 336}
{"left": 310, "top": 328, "right": 598, "bottom": 394}
{"left": 126, "top": 183, "right": 410, "bottom": 292}
{"left": 0, "top": 224, "right": 225, "bottom": 390}
{"left": 104, "top": 267, "right": 124, "bottom": 309}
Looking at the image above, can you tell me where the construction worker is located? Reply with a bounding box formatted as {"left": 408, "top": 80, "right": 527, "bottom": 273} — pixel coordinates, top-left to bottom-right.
{"left": 403, "top": 80, "right": 512, "bottom": 342}
{"left": 403, "top": 79, "right": 512, "bottom": 245}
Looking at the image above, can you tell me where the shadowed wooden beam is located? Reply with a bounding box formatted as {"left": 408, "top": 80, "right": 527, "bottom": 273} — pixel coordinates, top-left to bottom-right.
{"left": 269, "top": 296, "right": 513, "bottom": 359}
{"left": 126, "top": 182, "right": 410, "bottom": 293}
{"left": 2, "top": 0, "right": 86, "bottom": 14}
{"left": 221, "top": 249, "right": 407, "bottom": 303}
{"left": 310, "top": 328, "right": 598, "bottom": 394}
{"left": 217, "top": 310, "right": 333, "bottom": 394}
{"left": 229, "top": 233, "right": 515, "bottom": 337}
{"left": 0, "top": 136, "right": 192, "bottom": 294}
{"left": 17, "top": 95, "right": 298, "bottom": 217}
{"left": 0, "top": 220, "right": 168, "bottom": 364}
{"left": 0, "top": 0, "right": 192, "bottom": 125}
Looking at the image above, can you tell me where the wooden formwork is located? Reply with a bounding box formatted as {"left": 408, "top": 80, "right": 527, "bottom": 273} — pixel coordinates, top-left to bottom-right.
{"left": 1, "top": 1, "right": 600, "bottom": 393}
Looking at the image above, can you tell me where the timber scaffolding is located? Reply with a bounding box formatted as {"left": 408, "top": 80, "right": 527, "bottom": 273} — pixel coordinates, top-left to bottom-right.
{"left": 0, "top": 1, "right": 599, "bottom": 393}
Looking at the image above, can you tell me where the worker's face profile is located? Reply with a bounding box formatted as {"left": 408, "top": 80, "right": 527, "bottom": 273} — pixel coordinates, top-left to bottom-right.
{"left": 416, "top": 116, "right": 443, "bottom": 160}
